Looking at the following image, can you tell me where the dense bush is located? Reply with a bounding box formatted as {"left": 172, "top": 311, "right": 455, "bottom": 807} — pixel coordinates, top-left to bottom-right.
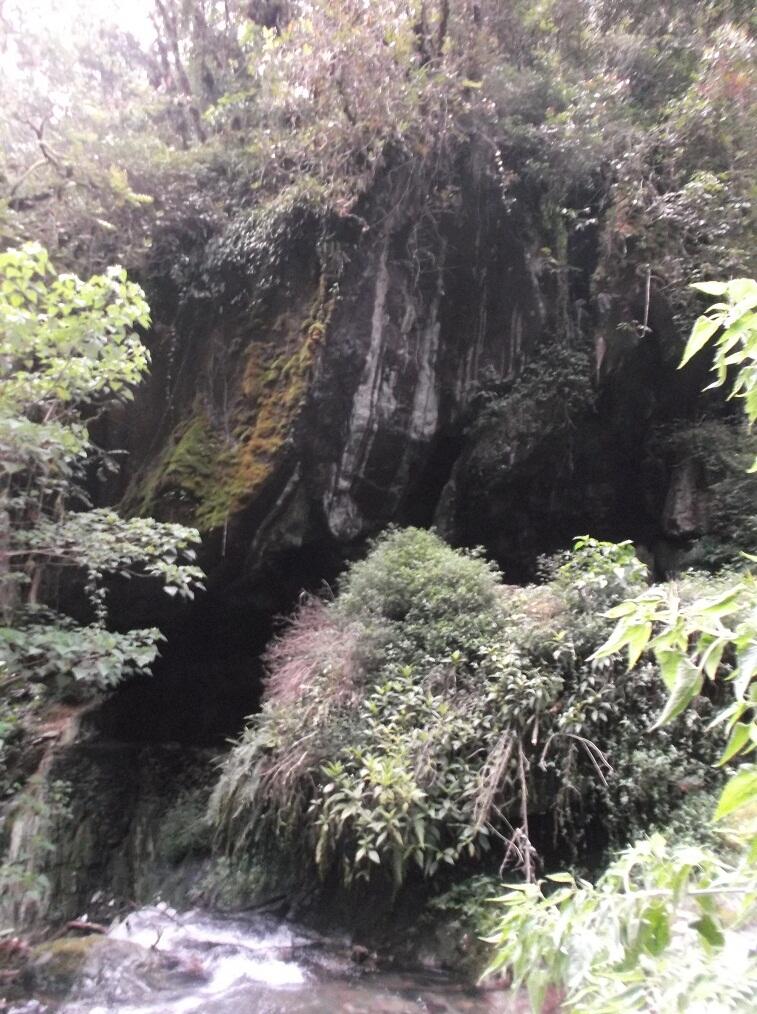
{"left": 482, "top": 281, "right": 757, "bottom": 1011}
{"left": 210, "top": 528, "right": 719, "bottom": 891}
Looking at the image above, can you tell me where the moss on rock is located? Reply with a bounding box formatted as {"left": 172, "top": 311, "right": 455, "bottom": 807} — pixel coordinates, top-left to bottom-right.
{"left": 23, "top": 937, "right": 140, "bottom": 997}
{"left": 128, "top": 409, "right": 222, "bottom": 526}
{"left": 128, "top": 282, "right": 334, "bottom": 533}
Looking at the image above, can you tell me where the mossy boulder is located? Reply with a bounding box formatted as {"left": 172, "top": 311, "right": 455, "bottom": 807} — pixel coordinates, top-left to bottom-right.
{"left": 22, "top": 933, "right": 205, "bottom": 1004}
{"left": 22, "top": 937, "right": 150, "bottom": 998}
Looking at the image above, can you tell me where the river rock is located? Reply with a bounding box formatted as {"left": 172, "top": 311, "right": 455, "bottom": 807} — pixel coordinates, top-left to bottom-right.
{"left": 22, "top": 937, "right": 152, "bottom": 999}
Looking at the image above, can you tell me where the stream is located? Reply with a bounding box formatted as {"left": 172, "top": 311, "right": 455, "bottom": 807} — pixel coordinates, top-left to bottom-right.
{"left": 12, "top": 907, "right": 516, "bottom": 1014}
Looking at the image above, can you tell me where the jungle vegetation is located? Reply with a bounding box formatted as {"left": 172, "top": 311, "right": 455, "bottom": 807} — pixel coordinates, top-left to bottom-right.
{"left": 0, "top": 242, "right": 204, "bottom": 917}
{"left": 482, "top": 278, "right": 757, "bottom": 1011}
{"left": 0, "top": 2, "right": 755, "bottom": 1011}
{"left": 1, "top": 1, "right": 753, "bottom": 315}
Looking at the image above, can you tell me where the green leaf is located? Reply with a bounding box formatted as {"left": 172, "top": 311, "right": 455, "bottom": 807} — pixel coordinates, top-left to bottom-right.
{"left": 626, "top": 622, "right": 652, "bottom": 669}
{"left": 591, "top": 622, "right": 633, "bottom": 662}
{"left": 697, "top": 588, "right": 742, "bottom": 618}
{"left": 735, "top": 645, "right": 757, "bottom": 700}
{"left": 656, "top": 649, "right": 683, "bottom": 691}
{"left": 691, "top": 281, "right": 728, "bottom": 296}
{"left": 605, "top": 601, "right": 639, "bottom": 619}
{"left": 653, "top": 659, "right": 702, "bottom": 728}
{"left": 725, "top": 278, "right": 757, "bottom": 304}
{"left": 700, "top": 639, "right": 725, "bottom": 681}
{"left": 680, "top": 314, "right": 720, "bottom": 366}
{"left": 716, "top": 722, "right": 752, "bottom": 766}
{"left": 545, "top": 872, "right": 575, "bottom": 884}
{"left": 640, "top": 903, "right": 671, "bottom": 957}
{"left": 714, "top": 765, "right": 757, "bottom": 821}
{"left": 691, "top": 915, "right": 725, "bottom": 949}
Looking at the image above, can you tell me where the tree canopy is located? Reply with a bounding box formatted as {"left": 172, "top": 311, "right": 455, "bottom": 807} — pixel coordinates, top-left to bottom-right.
{"left": 0, "top": 243, "right": 202, "bottom": 781}
{"left": 1, "top": 1, "right": 753, "bottom": 321}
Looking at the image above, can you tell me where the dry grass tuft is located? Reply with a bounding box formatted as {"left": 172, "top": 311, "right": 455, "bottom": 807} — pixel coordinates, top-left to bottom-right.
{"left": 263, "top": 596, "right": 361, "bottom": 710}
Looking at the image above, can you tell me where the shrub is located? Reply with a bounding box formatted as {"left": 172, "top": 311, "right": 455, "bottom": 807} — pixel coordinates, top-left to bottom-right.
{"left": 484, "top": 834, "right": 757, "bottom": 1013}
{"left": 210, "top": 529, "right": 718, "bottom": 894}
{"left": 546, "top": 536, "right": 648, "bottom": 611}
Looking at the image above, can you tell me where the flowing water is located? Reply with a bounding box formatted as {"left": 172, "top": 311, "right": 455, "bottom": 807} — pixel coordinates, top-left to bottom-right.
{"left": 12, "top": 907, "right": 516, "bottom": 1014}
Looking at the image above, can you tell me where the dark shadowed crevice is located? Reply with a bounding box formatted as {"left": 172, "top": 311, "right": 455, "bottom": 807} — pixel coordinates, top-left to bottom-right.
{"left": 93, "top": 536, "right": 351, "bottom": 746}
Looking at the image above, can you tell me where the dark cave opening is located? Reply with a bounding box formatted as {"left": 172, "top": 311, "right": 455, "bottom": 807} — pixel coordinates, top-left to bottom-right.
{"left": 93, "top": 590, "right": 268, "bottom": 746}
{"left": 93, "top": 532, "right": 353, "bottom": 746}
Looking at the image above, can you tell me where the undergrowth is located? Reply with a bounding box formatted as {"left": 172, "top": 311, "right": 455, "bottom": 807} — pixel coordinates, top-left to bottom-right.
{"left": 209, "top": 529, "right": 721, "bottom": 894}
{"left": 484, "top": 834, "right": 757, "bottom": 1013}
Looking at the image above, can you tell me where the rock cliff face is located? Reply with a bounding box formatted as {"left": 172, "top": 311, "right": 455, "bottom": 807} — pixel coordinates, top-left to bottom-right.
{"left": 6, "top": 153, "right": 741, "bottom": 926}
{"left": 0, "top": 705, "right": 214, "bottom": 928}
{"left": 97, "top": 151, "right": 713, "bottom": 744}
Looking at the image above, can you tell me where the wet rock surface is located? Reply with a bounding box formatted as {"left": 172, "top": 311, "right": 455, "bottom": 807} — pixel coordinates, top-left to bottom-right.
{"left": 22, "top": 937, "right": 164, "bottom": 1002}
{"left": 98, "top": 163, "right": 717, "bottom": 748}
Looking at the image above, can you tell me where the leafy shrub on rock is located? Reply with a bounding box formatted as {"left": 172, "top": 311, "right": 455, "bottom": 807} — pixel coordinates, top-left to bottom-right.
{"left": 210, "top": 528, "right": 718, "bottom": 891}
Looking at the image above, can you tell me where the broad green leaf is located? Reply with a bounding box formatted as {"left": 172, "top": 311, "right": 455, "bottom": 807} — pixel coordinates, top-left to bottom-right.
{"left": 696, "top": 588, "right": 742, "bottom": 618}
{"left": 725, "top": 278, "right": 757, "bottom": 304}
{"left": 653, "top": 659, "right": 702, "bottom": 728}
{"left": 626, "top": 622, "right": 652, "bottom": 669}
{"left": 605, "top": 601, "right": 639, "bottom": 619}
{"left": 714, "top": 765, "right": 757, "bottom": 820}
{"left": 591, "top": 621, "right": 635, "bottom": 662}
{"left": 691, "top": 281, "right": 728, "bottom": 295}
{"left": 657, "top": 649, "right": 683, "bottom": 691}
{"left": 700, "top": 639, "right": 725, "bottom": 681}
{"left": 680, "top": 314, "right": 721, "bottom": 366}
{"left": 717, "top": 722, "right": 752, "bottom": 766}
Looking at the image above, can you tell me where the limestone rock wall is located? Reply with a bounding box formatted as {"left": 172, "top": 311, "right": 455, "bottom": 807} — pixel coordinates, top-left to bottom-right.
{"left": 99, "top": 152, "right": 717, "bottom": 742}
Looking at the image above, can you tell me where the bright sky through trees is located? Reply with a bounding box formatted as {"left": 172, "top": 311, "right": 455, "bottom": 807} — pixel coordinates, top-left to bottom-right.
{"left": 1, "top": 0, "right": 154, "bottom": 48}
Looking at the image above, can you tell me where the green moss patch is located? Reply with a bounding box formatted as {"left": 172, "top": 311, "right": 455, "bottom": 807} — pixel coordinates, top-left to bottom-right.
{"left": 128, "top": 283, "right": 333, "bottom": 532}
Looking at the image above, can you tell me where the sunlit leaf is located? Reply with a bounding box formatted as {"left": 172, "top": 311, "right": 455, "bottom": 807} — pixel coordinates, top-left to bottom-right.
{"left": 714, "top": 766, "right": 757, "bottom": 821}
{"left": 717, "top": 722, "right": 752, "bottom": 766}
{"left": 680, "top": 314, "right": 721, "bottom": 366}
{"left": 653, "top": 659, "right": 702, "bottom": 727}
